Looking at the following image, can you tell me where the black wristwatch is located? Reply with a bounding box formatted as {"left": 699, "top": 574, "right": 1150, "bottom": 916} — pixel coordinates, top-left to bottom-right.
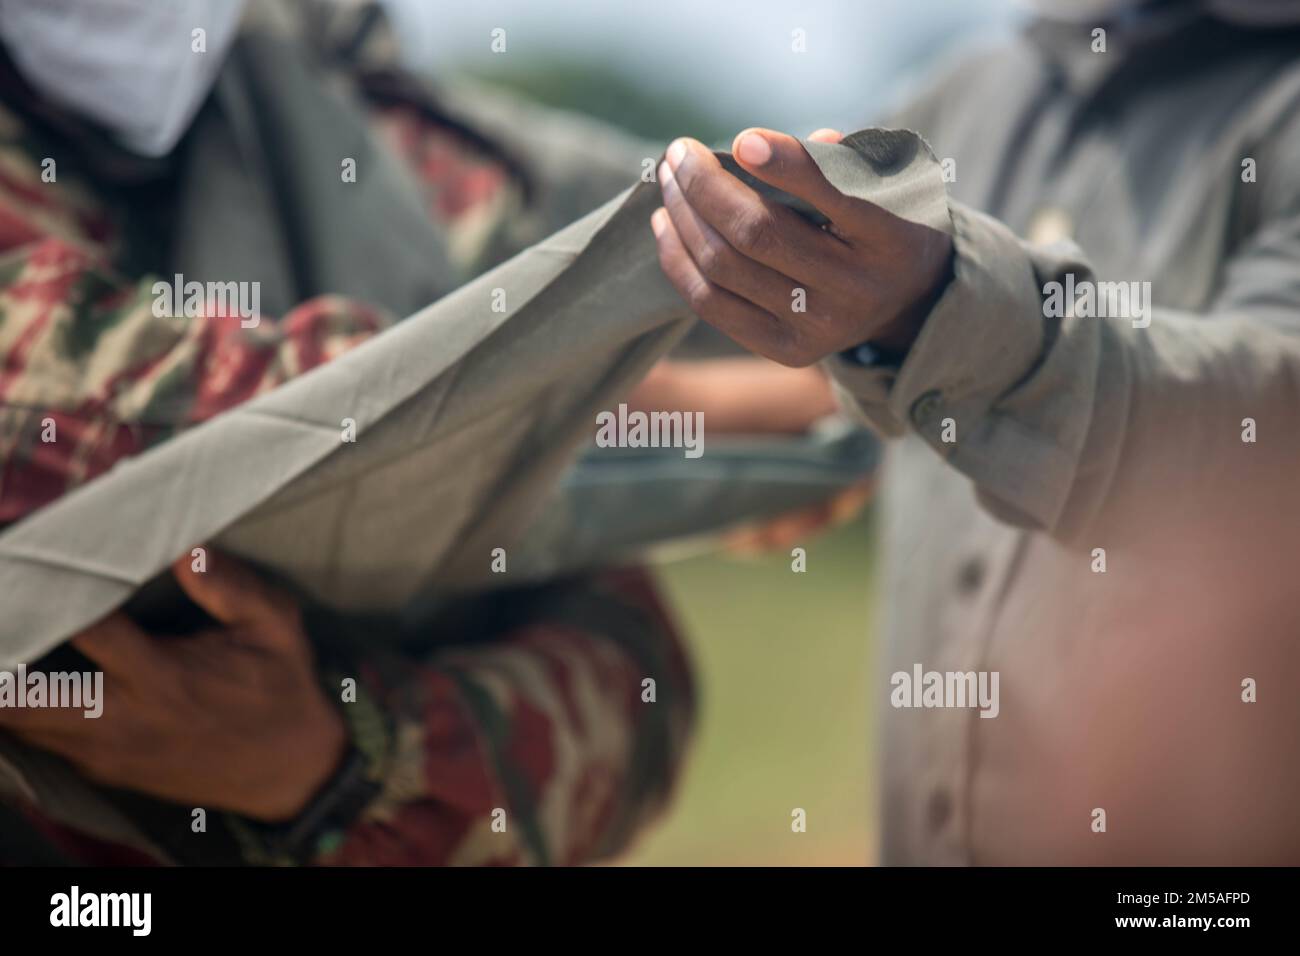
{"left": 239, "top": 749, "right": 382, "bottom": 865}
{"left": 227, "top": 672, "right": 389, "bottom": 866}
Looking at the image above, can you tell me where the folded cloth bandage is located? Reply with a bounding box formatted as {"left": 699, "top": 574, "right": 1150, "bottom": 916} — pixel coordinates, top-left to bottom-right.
{"left": 0, "top": 127, "right": 950, "bottom": 671}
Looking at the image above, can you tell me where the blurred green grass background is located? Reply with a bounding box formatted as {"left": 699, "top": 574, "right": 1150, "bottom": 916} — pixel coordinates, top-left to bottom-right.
{"left": 625, "top": 514, "right": 879, "bottom": 866}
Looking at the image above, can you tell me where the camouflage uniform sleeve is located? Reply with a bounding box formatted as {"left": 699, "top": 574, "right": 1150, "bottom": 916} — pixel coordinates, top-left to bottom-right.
{"left": 306, "top": 569, "right": 696, "bottom": 866}
{"left": 0, "top": 237, "right": 389, "bottom": 522}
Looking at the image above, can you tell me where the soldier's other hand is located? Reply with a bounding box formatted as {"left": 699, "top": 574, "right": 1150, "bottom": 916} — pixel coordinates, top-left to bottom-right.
{"left": 651, "top": 127, "right": 954, "bottom": 365}
{"left": 0, "top": 549, "right": 347, "bottom": 822}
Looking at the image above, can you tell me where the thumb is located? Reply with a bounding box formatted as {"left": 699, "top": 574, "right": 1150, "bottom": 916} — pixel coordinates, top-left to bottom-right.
{"left": 172, "top": 548, "right": 300, "bottom": 652}
{"left": 70, "top": 612, "right": 159, "bottom": 679}
{"left": 732, "top": 128, "right": 853, "bottom": 221}
{"left": 732, "top": 127, "right": 888, "bottom": 240}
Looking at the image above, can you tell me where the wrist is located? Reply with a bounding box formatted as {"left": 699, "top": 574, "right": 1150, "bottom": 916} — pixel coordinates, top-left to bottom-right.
{"left": 250, "top": 708, "right": 349, "bottom": 823}
{"left": 868, "top": 230, "right": 955, "bottom": 354}
{"left": 227, "top": 673, "right": 390, "bottom": 864}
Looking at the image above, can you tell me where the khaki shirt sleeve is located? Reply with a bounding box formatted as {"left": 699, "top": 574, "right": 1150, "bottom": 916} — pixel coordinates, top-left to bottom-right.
{"left": 824, "top": 125, "right": 1300, "bottom": 551}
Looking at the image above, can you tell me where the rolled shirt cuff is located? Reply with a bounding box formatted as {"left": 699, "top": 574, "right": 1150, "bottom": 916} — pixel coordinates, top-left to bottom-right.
{"left": 828, "top": 202, "right": 1057, "bottom": 442}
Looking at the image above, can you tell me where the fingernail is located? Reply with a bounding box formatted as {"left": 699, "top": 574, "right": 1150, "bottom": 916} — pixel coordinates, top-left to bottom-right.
{"left": 666, "top": 139, "right": 687, "bottom": 169}
{"left": 736, "top": 132, "right": 772, "bottom": 166}
{"left": 658, "top": 161, "right": 673, "bottom": 187}
{"left": 650, "top": 208, "right": 668, "bottom": 237}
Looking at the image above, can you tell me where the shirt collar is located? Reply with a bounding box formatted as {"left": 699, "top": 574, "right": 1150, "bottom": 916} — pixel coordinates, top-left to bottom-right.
{"left": 1024, "top": 2, "right": 1205, "bottom": 96}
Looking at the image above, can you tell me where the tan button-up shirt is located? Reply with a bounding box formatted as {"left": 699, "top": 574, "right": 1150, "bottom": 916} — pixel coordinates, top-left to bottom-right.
{"left": 828, "top": 14, "right": 1300, "bottom": 864}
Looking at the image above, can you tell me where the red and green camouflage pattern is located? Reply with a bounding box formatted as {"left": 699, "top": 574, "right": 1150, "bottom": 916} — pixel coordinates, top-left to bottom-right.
{"left": 0, "top": 98, "right": 392, "bottom": 524}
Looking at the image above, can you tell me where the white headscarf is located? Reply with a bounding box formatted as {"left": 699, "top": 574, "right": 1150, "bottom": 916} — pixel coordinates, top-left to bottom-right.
{"left": 0, "top": 0, "right": 247, "bottom": 157}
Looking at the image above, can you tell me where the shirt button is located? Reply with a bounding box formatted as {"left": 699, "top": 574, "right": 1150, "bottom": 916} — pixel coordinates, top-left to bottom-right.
{"left": 910, "top": 390, "right": 943, "bottom": 427}
{"left": 956, "top": 556, "right": 985, "bottom": 594}
{"left": 927, "top": 788, "right": 953, "bottom": 831}
{"left": 1027, "top": 206, "right": 1073, "bottom": 245}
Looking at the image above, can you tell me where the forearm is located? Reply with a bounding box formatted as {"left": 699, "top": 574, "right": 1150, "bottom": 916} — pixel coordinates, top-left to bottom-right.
{"left": 828, "top": 185, "right": 1300, "bottom": 539}
{"left": 0, "top": 241, "right": 389, "bottom": 524}
{"left": 307, "top": 569, "right": 696, "bottom": 867}
{"left": 627, "top": 357, "right": 839, "bottom": 435}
